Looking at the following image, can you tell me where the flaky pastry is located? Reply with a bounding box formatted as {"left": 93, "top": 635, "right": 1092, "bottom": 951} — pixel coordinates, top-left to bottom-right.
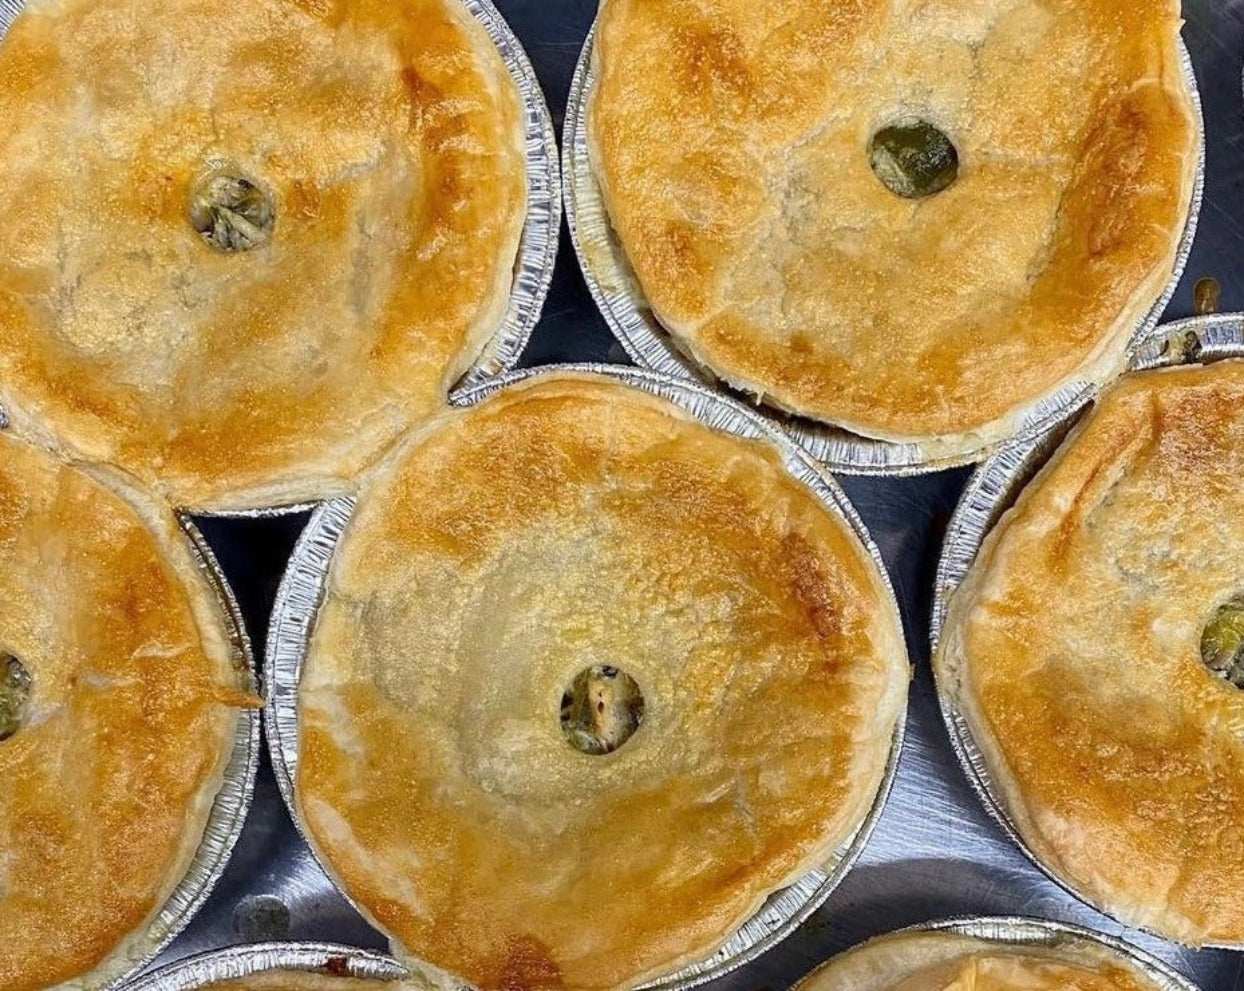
{"left": 0, "top": 432, "right": 250, "bottom": 991}
{"left": 0, "top": 0, "right": 526, "bottom": 511}
{"left": 204, "top": 972, "right": 427, "bottom": 991}
{"left": 295, "top": 372, "right": 908, "bottom": 991}
{"left": 588, "top": 0, "right": 1198, "bottom": 456}
{"left": 936, "top": 359, "right": 1244, "bottom": 944}
{"left": 797, "top": 928, "right": 1166, "bottom": 991}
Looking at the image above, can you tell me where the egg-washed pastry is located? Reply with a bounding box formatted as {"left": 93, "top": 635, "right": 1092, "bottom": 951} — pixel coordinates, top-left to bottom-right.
{"left": 0, "top": 0, "right": 526, "bottom": 511}
{"left": 936, "top": 359, "right": 1244, "bottom": 944}
{"left": 296, "top": 373, "right": 908, "bottom": 991}
{"left": 587, "top": 0, "right": 1198, "bottom": 456}
{"left": 797, "top": 927, "right": 1167, "bottom": 991}
{"left": 0, "top": 433, "right": 251, "bottom": 991}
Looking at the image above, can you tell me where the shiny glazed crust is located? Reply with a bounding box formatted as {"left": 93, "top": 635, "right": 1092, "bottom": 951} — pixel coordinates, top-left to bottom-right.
{"left": 797, "top": 930, "right": 1161, "bottom": 991}
{"left": 296, "top": 373, "right": 909, "bottom": 991}
{"left": 0, "top": 433, "right": 247, "bottom": 991}
{"left": 936, "top": 360, "right": 1244, "bottom": 945}
{"left": 0, "top": 0, "right": 526, "bottom": 511}
{"left": 588, "top": 0, "right": 1198, "bottom": 452}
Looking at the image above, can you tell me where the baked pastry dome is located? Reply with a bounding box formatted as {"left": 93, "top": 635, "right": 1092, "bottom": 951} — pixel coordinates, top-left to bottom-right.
{"left": 295, "top": 372, "right": 908, "bottom": 991}
{"left": 936, "top": 359, "right": 1244, "bottom": 944}
{"left": 587, "top": 0, "right": 1199, "bottom": 453}
{"left": 797, "top": 928, "right": 1167, "bottom": 991}
{"left": 0, "top": 432, "right": 249, "bottom": 991}
{"left": 0, "top": 0, "right": 526, "bottom": 511}
{"left": 204, "top": 975, "right": 423, "bottom": 991}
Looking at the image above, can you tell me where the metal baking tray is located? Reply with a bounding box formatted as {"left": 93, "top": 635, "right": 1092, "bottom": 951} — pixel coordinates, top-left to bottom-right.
{"left": 560, "top": 18, "right": 1203, "bottom": 477}
{"left": 262, "top": 364, "right": 906, "bottom": 991}
{"left": 128, "top": 1, "right": 1244, "bottom": 990}
{"left": 125, "top": 943, "right": 408, "bottom": 990}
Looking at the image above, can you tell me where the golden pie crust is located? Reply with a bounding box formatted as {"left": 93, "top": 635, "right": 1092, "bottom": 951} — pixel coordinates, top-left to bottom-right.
{"left": 936, "top": 359, "right": 1244, "bottom": 945}
{"left": 296, "top": 373, "right": 908, "bottom": 991}
{"left": 0, "top": 0, "right": 526, "bottom": 511}
{"left": 588, "top": 0, "right": 1198, "bottom": 453}
{"left": 797, "top": 929, "right": 1162, "bottom": 991}
{"left": 0, "top": 433, "right": 249, "bottom": 991}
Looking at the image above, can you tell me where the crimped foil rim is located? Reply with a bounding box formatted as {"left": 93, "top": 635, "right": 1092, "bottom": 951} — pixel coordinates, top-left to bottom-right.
{"left": 563, "top": 22, "right": 1205, "bottom": 476}
{"left": 120, "top": 943, "right": 408, "bottom": 991}
{"left": 69, "top": 516, "right": 261, "bottom": 991}
{"left": 264, "top": 362, "right": 909, "bottom": 991}
{"left": 928, "top": 313, "right": 1244, "bottom": 952}
{"left": 0, "top": 0, "right": 558, "bottom": 521}
{"left": 804, "top": 916, "right": 1200, "bottom": 991}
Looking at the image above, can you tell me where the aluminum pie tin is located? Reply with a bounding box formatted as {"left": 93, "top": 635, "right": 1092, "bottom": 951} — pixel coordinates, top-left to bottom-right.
{"left": 929, "top": 312, "right": 1244, "bottom": 951}
{"left": 264, "top": 363, "right": 909, "bottom": 991}
{"left": 71, "top": 515, "right": 261, "bottom": 991}
{"left": 797, "top": 916, "right": 1200, "bottom": 991}
{"left": 0, "top": 0, "right": 559, "bottom": 522}
{"left": 121, "top": 943, "right": 409, "bottom": 991}
{"left": 563, "top": 24, "right": 1205, "bottom": 476}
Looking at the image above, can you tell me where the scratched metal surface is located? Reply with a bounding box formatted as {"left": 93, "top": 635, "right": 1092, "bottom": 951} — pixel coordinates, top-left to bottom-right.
{"left": 152, "top": 2, "right": 1244, "bottom": 990}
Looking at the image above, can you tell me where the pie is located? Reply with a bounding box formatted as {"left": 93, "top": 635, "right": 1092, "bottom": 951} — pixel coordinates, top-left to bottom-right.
{"left": 588, "top": 0, "right": 1199, "bottom": 456}
{"left": 797, "top": 927, "right": 1166, "bottom": 991}
{"left": 936, "top": 358, "right": 1244, "bottom": 944}
{"left": 0, "top": 0, "right": 527, "bottom": 511}
{"left": 296, "top": 372, "right": 908, "bottom": 991}
{"left": 0, "top": 432, "right": 251, "bottom": 991}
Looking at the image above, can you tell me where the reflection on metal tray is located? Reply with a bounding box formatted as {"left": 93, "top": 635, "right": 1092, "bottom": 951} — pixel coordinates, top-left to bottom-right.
{"left": 143, "top": 2, "right": 1244, "bottom": 991}
{"left": 262, "top": 364, "right": 906, "bottom": 991}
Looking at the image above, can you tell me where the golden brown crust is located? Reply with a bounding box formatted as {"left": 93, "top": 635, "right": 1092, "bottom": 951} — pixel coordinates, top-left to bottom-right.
{"left": 0, "top": 0, "right": 526, "bottom": 511}
{"left": 0, "top": 433, "right": 247, "bottom": 991}
{"left": 936, "top": 359, "right": 1244, "bottom": 945}
{"left": 296, "top": 373, "right": 908, "bottom": 991}
{"left": 798, "top": 930, "right": 1162, "bottom": 991}
{"left": 588, "top": 0, "right": 1198, "bottom": 451}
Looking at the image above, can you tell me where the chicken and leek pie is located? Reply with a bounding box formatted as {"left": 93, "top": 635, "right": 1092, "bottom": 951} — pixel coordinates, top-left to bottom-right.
{"left": 798, "top": 927, "right": 1169, "bottom": 991}
{"left": 296, "top": 373, "right": 908, "bottom": 991}
{"left": 937, "top": 359, "right": 1244, "bottom": 944}
{"left": 0, "top": 432, "right": 250, "bottom": 991}
{"left": 0, "top": 0, "right": 526, "bottom": 511}
{"left": 588, "top": 0, "right": 1199, "bottom": 456}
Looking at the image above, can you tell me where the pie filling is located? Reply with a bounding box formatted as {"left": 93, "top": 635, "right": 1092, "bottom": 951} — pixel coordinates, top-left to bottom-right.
{"left": 0, "top": 653, "right": 31, "bottom": 742}
{"left": 560, "top": 664, "right": 646, "bottom": 755}
{"left": 189, "top": 168, "right": 276, "bottom": 253}
{"left": 868, "top": 118, "right": 959, "bottom": 200}
{"left": 1201, "top": 599, "right": 1244, "bottom": 688}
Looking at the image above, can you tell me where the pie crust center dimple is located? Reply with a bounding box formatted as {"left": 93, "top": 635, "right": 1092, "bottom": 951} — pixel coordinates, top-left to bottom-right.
{"left": 188, "top": 167, "right": 276, "bottom": 253}
{"left": 0, "top": 653, "right": 31, "bottom": 742}
{"left": 868, "top": 118, "right": 960, "bottom": 199}
{"left": 559, "top": 664, "right": 646, "bottom": 755}
{"left": 1200, "top": 597, "right": 1244, "bottom": 688}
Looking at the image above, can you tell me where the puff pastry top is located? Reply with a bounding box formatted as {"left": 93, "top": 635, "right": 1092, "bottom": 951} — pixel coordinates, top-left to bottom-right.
{"left": 589, "top": 0, "right": 1198, "bottom": 452}
{"left": 0, "top": 0, "right": 526, "bottom": 511}
{"left": 0, "top": 433, "right": 247, "bottom": 991}
{"left": 798, "top": 930, "right": 1163, "bottom": 991}
{"left": 296, "top": 373, "right": 908, "bottom": 991}
{"left": 936, "top": 359, "right": 1244, "bottom": 944}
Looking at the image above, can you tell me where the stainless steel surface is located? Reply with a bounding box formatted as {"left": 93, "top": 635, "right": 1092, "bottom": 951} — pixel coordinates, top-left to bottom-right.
{"left": 124, "top": 943, "right": 407, "bottom": 990}
{"left": 262, "top": 364, "right": 907, "bottom": 991}
{"left": 90, "top": 520, "right": 262, "bottom": 990}
{"left": 134, "top": 2, "right": 1244, "bottom": 990}
{"left": 929, "top": 312, "right": 1244, "bottom": 953}
{"left": 561, "top": 21, "right": 1204, "bottom": 476}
